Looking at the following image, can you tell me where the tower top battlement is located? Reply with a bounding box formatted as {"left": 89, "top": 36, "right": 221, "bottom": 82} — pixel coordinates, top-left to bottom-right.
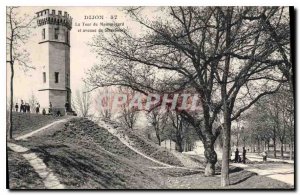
{"left": 36, "top": 9, "right": 72, "bottom": 30}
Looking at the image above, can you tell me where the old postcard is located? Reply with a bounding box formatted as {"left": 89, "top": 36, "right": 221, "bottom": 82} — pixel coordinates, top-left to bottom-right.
{"left": 6, "top": 6, "right": 295, "bottom": 190}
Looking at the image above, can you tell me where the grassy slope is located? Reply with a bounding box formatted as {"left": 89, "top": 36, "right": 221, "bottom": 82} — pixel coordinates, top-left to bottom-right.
{"left": 8, "top": 149, "right": 45, "bottom": 189}
{"left": 16, "top": 118, "right": 163, "bottom": 189}
{"left": 124, "top": 129, "right": 183, "bottom": 166}
{"left": 7, "top": 115, "right": 293, "bottom": 189}
{"left": 8, "top": 112, "right": 66, "bottom": 138}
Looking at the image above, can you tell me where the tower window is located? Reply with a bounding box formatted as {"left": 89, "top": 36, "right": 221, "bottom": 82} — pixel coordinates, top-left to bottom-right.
{"left": 42, "top": 28, "right": 45, "bottom": 39}
{"left": 54, "top": 28, "right": 59, "bottom": 39}
{"left": 43, "top": 72, "right": 46, "bottom": 83}
{"left": 55, "top": 72, "right": 59, "bottom": 83}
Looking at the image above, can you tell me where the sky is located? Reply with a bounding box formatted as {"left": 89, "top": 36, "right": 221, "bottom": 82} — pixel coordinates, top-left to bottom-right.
{"left": 7, "top": 6, "right": 146, "bottom": 103}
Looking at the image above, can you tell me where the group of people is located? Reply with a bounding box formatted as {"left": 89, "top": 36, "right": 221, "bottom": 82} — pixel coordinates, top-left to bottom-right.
{"left": 15, "top": 100, "right": 41, "bottom": 114}
{"left": 233, "top": 147, "right": 247, "bottom": 164}
{"left": 232, "top": 147, "right": 269, "bottom": 163}
{"left": 15, "top": 100, "right": 70, "bottom": 116}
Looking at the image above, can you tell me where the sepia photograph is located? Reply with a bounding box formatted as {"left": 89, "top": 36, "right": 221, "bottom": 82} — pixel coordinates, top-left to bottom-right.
{"left": 5, "top": 5, "right": 295, "bottom": 190}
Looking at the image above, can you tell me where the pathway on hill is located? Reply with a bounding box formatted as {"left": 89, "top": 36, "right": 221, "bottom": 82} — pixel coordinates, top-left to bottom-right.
{"left": 170, "top": 150, "right": 203, "bottom": 168}
{"left": 15, "top": 118, "right": 70, "bottom": 140}
{"left": 97, "top": 120, "right": 174, "bottom": 167}
{"left": 97, "top": 120, "right": 207, "bottom": 171}
{"left": 7, "top": 142, "right": 64, "bottom": 189}
{"left": 8, "top": 118, "right": 73, "bottom": 189}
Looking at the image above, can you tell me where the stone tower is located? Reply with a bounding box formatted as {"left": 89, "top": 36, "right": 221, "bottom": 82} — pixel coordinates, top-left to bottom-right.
{"left": 36, "top": 9, "right": 72, "bottom": 115}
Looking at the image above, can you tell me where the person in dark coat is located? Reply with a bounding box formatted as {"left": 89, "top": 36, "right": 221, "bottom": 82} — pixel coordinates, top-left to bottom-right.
{"left": 36, "top": 103, "right": 40, "bottom": 114}
{"left": 20, "top": 100, "right": 24, "bottom": 112}
{"left": 27, "top": 103, "right": 31, "bottom": 113}
{"left": 49, "top": 102, "right": 52, "bottom": 114}
{"left": 65, "top": 101, "right": 69, "bottom": 112}
{"left": 15, "top": 103, "right": 19, "bottom": 112}
{"left": 234, "top": 148, "right": 239, "bottom": 163}
{"left": 242, "top": 147, "right": 246, "bottom": 164}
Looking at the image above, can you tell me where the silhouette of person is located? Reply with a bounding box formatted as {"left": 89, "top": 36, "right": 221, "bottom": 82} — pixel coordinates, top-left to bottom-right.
{"left": 20, "top": 100, "right": 24, "bottom": 112}
{"left": 234, "top": 148, "right": 239, "bottom": 163}
{"left": 65, "top": 101, "right": 69, "bottom": 112}
{"left": 27, "top": 103, "right": 31, "bottom": 113}
{"left": 49, "top": 102, "right": 52, "bottom": 114}
{"left": 42, "top": 108, "right": 46, "bottom": 115}
{"left": 262, "top": 151, "right": 267, "bottom": 162}
{"left": 15, "top": 103, "right": 18, "bottom": 112}
{"left": 36, "top": 103, "right": 40, "bottom": 114}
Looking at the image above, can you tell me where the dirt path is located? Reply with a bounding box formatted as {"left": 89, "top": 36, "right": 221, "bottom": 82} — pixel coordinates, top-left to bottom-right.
{"left": 232, "top": 163, "right": 294, "bottom": 186}
{"left": 8, "top": 118, "right": 74, "bottom": 189}
{"left": 97, "top": 120, "right": 174, "bottom": 167}
{"left": 15, "top": 118, "right": 70, "bottom": 140}
{"left": 7, "top": 142, "right": 64, "bottom": 189}
{"left": 246, "top": 152, "right": 294, "bottom": 164}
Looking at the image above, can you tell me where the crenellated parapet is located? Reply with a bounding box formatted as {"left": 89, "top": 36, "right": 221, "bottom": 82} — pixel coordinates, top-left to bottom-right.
{"left": 36, "top": 9, "right": 72, "bottom": 30}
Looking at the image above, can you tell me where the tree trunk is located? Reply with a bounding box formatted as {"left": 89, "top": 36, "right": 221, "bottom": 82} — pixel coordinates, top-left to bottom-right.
{"left": 267, "top": 140, "right": 270, "bottom": 152}
{"left": 176, "top": 139, "right": 183, "bottom": 152}
{"left": 8, "top": 61, "right": 14, "bottom": 140}
{"left": 203, "top": 135, "right": 217, "bottom": 177}
{"left": 220, "top": 8, "right": 232, "bottom": 187}
{"left": 289, "top": 138, "right": 293, "bottom": 160}
{"left": 156, "top": 131, "right": 161, "bottom": 146}
{"left": 257, "top": 139, "right": 260, "bottom": 154}
{"left": 280, "top": 141, "right": 284, "bottom": 159}
{"left": 273, "top": 138, "right": 277, "bottom": 158}
{"left": 284, "top": 143, "right": 287, "bottom": 152}
{"left": 221, "top": 123, "right": 230, "bottom": 186}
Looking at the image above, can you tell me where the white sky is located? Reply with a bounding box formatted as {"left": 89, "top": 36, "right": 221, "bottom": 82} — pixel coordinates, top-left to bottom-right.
{"left": 7, "top": 6, "right": 143, "bottom": 103}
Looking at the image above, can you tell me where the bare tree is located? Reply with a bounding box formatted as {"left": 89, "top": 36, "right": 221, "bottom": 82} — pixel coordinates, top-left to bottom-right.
{"left": 147, "top": 108, "right": 168, "bottom": 145}
{"left": 72, "top": 85, "right": 92, "bottom": 117}
{"left": 117, "top": 88, "right": 139, "bottom": 130}
{"left": 85, "top": 7, "right": 290, "bottom": 186}
{"left": 169, "top": 111, "right": 190, "bottom": 152}
{"left": 28, "top": 92, "right": 38, "bottom": 113}
{"left": 6, "top": 7, "right": 35, "bottom": 139}
{"left": 119, "top": 104, "right": 139, "bottom": 130}
{"left": 94, "top": 87, "right": 113, "bottom": 119}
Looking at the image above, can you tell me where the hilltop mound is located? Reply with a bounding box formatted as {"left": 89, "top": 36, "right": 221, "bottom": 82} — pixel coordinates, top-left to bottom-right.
{"left": 17, "top": 118, "right": 164, "bottom": 189}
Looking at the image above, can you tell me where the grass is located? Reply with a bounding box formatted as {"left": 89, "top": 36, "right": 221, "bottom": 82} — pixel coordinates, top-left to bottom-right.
{"left": 14, "top": 118, "right": 163, "bottom": 189}
{"left": 7, "top": 149, "right": 45, "bottom": 189}
{"left": 8, "top": 112, "right": 67, "bottom": 138}
{"left": 124, "top": 129, "right": 184, "bottom": 166}
{"left": 161, "top": 166, "right": 292, "bottom": 189}
{"left": 7, "top": 115, "right": 294, "bottom": 189}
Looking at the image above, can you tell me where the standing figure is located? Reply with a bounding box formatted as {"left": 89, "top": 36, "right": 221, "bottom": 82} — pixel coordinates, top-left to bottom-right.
{"left": 27, "top": 103, "right": 31, "bottom": 113}
{"left": 20, "top": 100, "right": 24, "bottom": 112}
{"left": 15, "top": 103, "right": 19, "bottom": 112}
{"left": 65, "top": 101, "right": 69, "bottom": 112}
{"left": 49, "top": 102, "right": 52, "bottom": 114}
{"left": 36, "top": 103, "right": 40, "bottom": 114}
{"left": 42, "top": 108, "right": 46, "bottom": 115}
{"left": 242, "top": 147, "right": 246, "bottom": 164}
{"left": 262, "top": 151, "right": 267, "bottom": 162}
{"left": 234, "top": 148, "right": 239, "bottom": 163}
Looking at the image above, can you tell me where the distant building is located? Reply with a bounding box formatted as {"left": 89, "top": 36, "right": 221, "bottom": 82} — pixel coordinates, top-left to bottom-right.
{"left": 36, "top": 9, "right": 72, "bottom": 115}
